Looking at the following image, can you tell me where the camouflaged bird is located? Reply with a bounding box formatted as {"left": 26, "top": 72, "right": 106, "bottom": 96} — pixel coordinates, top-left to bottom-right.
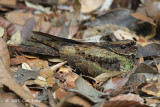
{"left": 20, "top": 31, "right": 137, "bottom": 77}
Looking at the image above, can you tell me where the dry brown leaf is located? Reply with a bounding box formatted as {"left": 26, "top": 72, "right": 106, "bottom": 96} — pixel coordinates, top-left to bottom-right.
{"left": 70, "top": 0, "right": 81, "bottom": 26}
{"left": 34, "top": 79, "right": 48, "bottom": 87}
{"left": 131, "top": 13, "right": 154, "bottom": 24}
{"left": 57, "top": 66, "right": 72, "bottom": 76}
{"left": 104, "top": 77, "right": 128, "bottom": 92}
{"left": 0, "top": 59, "right": 47, "bottom": 107}
{"left": 109, "top": 93, "right": 144, "bottom": 104}
{"left": 7, "top": 24, "right": 22, "bottom": 36}
{"left": 48, "top": 26, "right": 78, "bottom": 37}
{"left": 103, "top": 100, "right": 147, "bottom": 107}
{"left": 48, "top": 27, "right": 61, "bottom": 36}
{"left": 65, "top": 72, "right": 78, "bottom": 88}
{"left": 38, "top": 76, "right": 47, "bottom": 82}
{"left": 55, "top": 88, "right": 70, "bottom": 100}
{"left": 145, "top": 98, "right": 160, "bottom": 105}
{"left": 21, "top": 17, "right": 36, "bottom": 40}
{"left": 33, "top": 15, "right": 51, "bottom": 33}
{"left": 25, "top": 59, "right": 53, "bottom": 77}
{"left": 0, "top": 38, "right": 11, "bottom": 75}
{"left": 80, "top": 0, "right": 104, "bottom": 13}
{"left": 157, "top": 64, "right": 160, "bottom": 73}
{"left": 142, "top": 83, "right": 160, "bottom": 97}
{"left": 10, "top": 56, "right": 27, "bottom": 65}
{"left": 0, "top": 88, "right": 24, "bottom": 107}
{"left": 47, "top": 77, "right": 56, "bottom": 87}
{"left": 30, "top": 89, "right": 40, "bottom": 99}
{"left": 113, "top": 29, "right": 138, "bottom": 40}
{"left": 94, "top": 72, "right": 121, "bottom": 82}
{"left": 66, "top": 96, "right": 91, "bottom": 107}
{"left": 48, "top": 58, "right": 63, "bottom": 63}
{"left": 0, "top": 0, "right": 16, "bottom": 6}
{"left": 137, "top": 0, "right": 156, "bottom": 18}
{"left": 7, "top": 30, "right": 22, "bottom": 45}
{"left": 23, "top": 55, "right": 37, "bottom": 59}
{"left": 25, "top": 1, "right": 52, "bottom": 14}
{"left": 5, "top": 10, "right": 39, "bottom": 25}
{"left": 0, "top": 17, "right": 11, "bottom": 28}
{"left": 0, "top": 27, "right": 6, "bottom": 38}
{"left": 48, "top": 89, "right": 56, "bottom": 107}
{"left": 138, "top": 54, "right": 144, "bottom": 65}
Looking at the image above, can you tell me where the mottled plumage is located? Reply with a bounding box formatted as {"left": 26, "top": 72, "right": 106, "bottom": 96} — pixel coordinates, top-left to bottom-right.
{"left": 20, "top": 31, "right": 137, "bottom": 77}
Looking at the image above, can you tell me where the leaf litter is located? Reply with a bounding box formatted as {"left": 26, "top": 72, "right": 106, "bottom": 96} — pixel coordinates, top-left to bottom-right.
{"left": 1, "top": 0, "right": 160, "bottom": 106}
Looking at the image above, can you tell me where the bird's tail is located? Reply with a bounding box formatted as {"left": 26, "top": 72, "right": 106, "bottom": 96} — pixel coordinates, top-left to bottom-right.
{"left": 20, "top": 31, "right": 81, "bottom": 56}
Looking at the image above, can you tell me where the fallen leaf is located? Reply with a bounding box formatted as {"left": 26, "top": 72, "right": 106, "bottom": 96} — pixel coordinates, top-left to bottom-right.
{"left": 80, "top": 0, "right": 104, "bottom": 13}
{"left": 103, "top": 101, "right": 148, "bottom": 107}
{"left": 47, "top": 77, "right": 56, "bottom": 87}
{"left": 138, "top": 54, "right": 144, "bottom": 65}
{"left": 109, "top": 93, "right": 144, "bottom": 104}
{"left": 55, "top": 88, "right": 70, "bottom": 100}
{"left": 23, "top": 55, "right": 37, "bottom": 59}
{"left": 0, "top": 88, "right": 24, "bottom": 107}
{"left": 65, "top": 72, "right": 78, "bottom": 88}
{"left": 0, "top": 26, "right": 5, "bottom": 38}
{"left": 67, "top": 76, "right": 106, "bottom": 103}
{"left": 10, "top": 56, "right": 27, "bottom": 65}
{"left": 94, "top": 71, "right": 122, "bottom": 82}
{"left": 21, "top": 17, "right": 36, "bottom": 40}
{"left": 0, "top": 17, "right": 11, "bottom": 28}
{"left": 131, "top": 13, "right": 154, "bottom": 24}
{"left": 126, "top": 73, "right": 160, "bottom": 87}
{"left": 7, "top": 30, "right": 22, "bottom": 45}
{"left": 70, "top": 0, "right": 81, "bottom": 26}
{"left": 57, "top": 66, "right": 72, "bottom": 76}
{"left": 158, "top": 64, "right": 160, "bottom": 73}
{"left": 82, "top": 24, "right": 137, "bottom": 41}
{"left": 145, "top": 98, "right": 160, "bottom": 105}
{"left": 5, "top": 10, "right": 39, "bottom": 25}
{"left": 113, "top": 29, "right": 137, "bottom": 40}
{"left": 136, "top": 43, "right": 160, "bottom": 58}
{"left": 33, "top": 15, "right": 51, "bottom": 33}
{"left": 134, "top": 63, "right": 157, "bottom": 74}
{"left": 0, "top": 59, "right": 47, "bottom": 107}
{"left": 7, "top": 24, "right": 22, "bottom": 36}
{"left": 25, "top": 58, "right": 53, "bottom": 77}
{"left": 57, "top": 22, "right": 69, "bottom": 38}
{"left": 48, "top": 26, "right": 78, "bottom": 37}
{"left": 37, "top": 88, "right": 48, "bottom": 101}
{"left": 34, "top": 79, "right": 48, "bottom": 87}
{"left": 22, "top": 62, "right": 32, "bottom": 70}
{"left": 142, "top": 83, "right": 160, "bottom": 97}
{"left": 38, "top": 76, "right": 47, "bottom": 82}
{"left": 0, "top": 38, "right": 11, "bottom": 75}
{"left": 84, "top": 8, "right": 137, "bottom": 27}
{"left": 48, "top": 89, "right": 56, "bottom": 107}
{"left": 25, "top": 1, "right": 52, "bottom": 14}
{"left": 66, "top": 96, "right": 91, "bottom": 107}
{"left": 48, "top": 58, "right": 63, "bottom": 63}
{"left": 103, "top": 77, "right": 128, "bottom": 92}
{"left": 13, "top": 68, "right": 41, "bottom": 83}
{"left": 0, "top": 0, "right": 16, "bottom": 6}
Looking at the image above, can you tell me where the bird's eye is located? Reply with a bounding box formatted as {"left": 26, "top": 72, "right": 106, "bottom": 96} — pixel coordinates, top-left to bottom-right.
{"left": 120, "top": 45, "right": 126, "bottom": 49}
